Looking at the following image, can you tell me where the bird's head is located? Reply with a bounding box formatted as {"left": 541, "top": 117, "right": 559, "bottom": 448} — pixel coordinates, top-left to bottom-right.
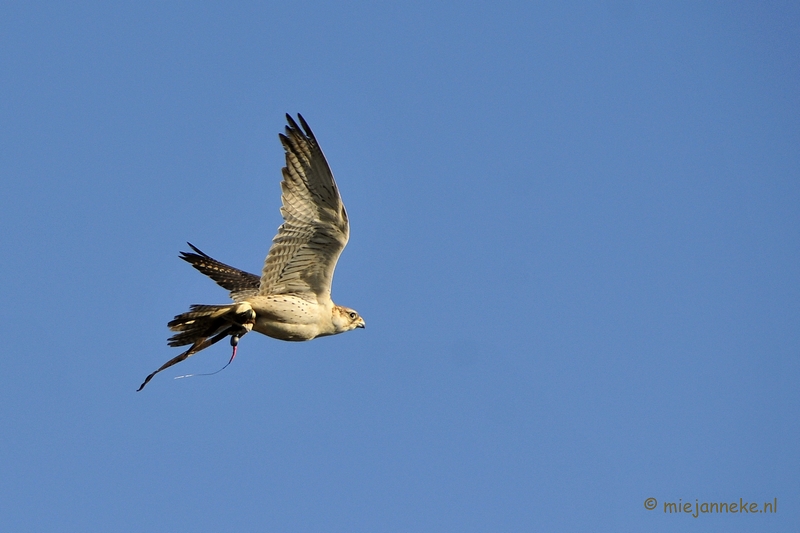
{"left": 332, "top": 305, "right": 366, "bottom": 333}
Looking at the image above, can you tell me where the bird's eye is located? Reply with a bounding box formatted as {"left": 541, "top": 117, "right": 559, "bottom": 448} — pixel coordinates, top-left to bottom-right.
{"left": 349, "top": 312, "right": 356, "bottom": 319}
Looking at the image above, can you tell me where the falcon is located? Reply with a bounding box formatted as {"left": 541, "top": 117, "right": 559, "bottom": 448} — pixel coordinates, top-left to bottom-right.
{"left": 138, "top": 114, "right": 365, "bottom": 391}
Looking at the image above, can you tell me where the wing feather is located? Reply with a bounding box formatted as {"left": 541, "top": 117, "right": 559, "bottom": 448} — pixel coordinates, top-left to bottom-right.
{"left": 259, "top": 114, "right": 349, "bottom": 301}
{"left": 180, "top": 243, "right": 260, "bottom": 301}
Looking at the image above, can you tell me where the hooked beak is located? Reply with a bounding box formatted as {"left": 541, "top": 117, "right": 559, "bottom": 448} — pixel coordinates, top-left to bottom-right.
{"left": 356, "top": 318, "right": 366, "bottom": 329}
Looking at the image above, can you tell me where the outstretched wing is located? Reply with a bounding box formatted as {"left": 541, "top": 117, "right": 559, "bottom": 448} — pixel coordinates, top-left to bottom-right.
{"left": 180, "top": 243, "right": 261, "bottom": 301}
{"left": 259, "top": 114, "right": 350, "bottom": 301}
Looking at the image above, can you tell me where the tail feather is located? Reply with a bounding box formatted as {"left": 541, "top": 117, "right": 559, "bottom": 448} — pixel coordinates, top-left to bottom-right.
{"left": 137, "top": 302, "right": 256, "bottom": 391}
{"left": 167, "top": 304, "right": 235, "bottom": 347}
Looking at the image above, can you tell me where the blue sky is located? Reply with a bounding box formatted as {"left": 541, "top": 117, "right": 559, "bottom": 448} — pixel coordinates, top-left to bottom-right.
{"left": 1, "top": 2, "right": 798, "bottom": 531}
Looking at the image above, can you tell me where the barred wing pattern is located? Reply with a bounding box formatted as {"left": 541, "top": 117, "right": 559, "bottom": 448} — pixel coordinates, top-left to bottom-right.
{"left": 259, "top": 114, "right": 350, "bottom": 301}
{"left": 180, "top": 243, "right": 260, "bottom": 301}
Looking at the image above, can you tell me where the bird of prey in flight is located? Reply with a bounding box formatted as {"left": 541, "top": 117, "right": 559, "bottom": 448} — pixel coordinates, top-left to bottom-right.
{"left": 138, "top": 114, "right": 365, "bottom": 390}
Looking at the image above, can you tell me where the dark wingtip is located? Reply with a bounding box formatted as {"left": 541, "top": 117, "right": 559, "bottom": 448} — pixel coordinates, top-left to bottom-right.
{"left": 180, "top": 243, "right": 211, "bottom": 264}
{"left": 284, "top": 113, "right": 315, "bottom": 141}
{"left": 285, "top": 113, "right": 300, "bottom": 133}
{"left": 296, "top": 113, "right": 314, "bottom": 139}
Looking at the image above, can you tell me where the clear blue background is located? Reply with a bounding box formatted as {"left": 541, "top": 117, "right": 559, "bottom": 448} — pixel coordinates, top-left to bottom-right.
{"left": 1, "top": 2, "right": 797, "bottom": 531}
